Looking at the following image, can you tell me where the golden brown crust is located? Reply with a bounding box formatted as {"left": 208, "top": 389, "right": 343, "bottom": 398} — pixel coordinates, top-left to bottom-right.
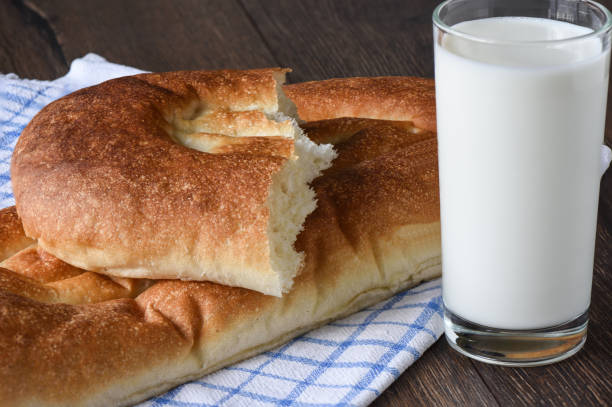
{"left": 302, "top": 117, "right": 431, "bottom": 145}
{"left": 0, "top": 292, "right": 189, "bottom": 406}
{"left": 284, "top": 76, "right": 437, "bottom": 132}
{"left": 0, "top": 206, "right": 34, "bottom": 261}
{"left": 0, "top": 245, "right": 151, "bottom": 304}
{"left": 1, "top": 76, "right": 441, "bottom": 406}
{"left": 0, "top": 119, "right": 440, "bottom": 406}
{"left": 2, "top": 245, "right": 83, "bottom": 283}
{"left": 299, "top": 120, "right": 438, "bottom": 246}
{"left": 11, "top": 69, "right": 305, "bottom": 295}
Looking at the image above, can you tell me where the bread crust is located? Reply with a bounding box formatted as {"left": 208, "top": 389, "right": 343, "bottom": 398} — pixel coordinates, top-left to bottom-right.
{"left": 11, "top": 69, "right": 319, "bottom": 296}
{"left": 284, "top": 76, "right": 436, "bottom": 132}
{"left": 1, "top": 76, "right": 441, "bottom": 406}
{"left": 0, "top": 206, "right": 34, "bottom": 260}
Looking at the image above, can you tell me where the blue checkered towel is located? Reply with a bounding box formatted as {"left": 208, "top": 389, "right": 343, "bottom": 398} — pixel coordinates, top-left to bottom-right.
{"left": 1, "top": 54, "right": 609, "bottom": 407}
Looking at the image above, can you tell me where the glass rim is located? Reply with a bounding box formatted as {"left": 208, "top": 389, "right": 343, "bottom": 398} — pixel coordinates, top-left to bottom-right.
{"left": 433, "top": 0, "right": 612, "bottom": 46}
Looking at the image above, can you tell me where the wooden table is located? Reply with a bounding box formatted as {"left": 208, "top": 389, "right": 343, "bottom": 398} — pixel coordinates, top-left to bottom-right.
{"left": 1, "top": 1, "right": 610, "bottom": 405}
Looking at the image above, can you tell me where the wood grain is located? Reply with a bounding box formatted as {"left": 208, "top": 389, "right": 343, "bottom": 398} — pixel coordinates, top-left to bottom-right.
{"left": 239, "top": 0, "right": 437, "bottom": 82}
{"left": 372, "top": 339, "right": 500, "bottom": 407}
{"left": 0, "top": 0, "right": 610, "bottom": 405}
{"left": 0, "top": 0, "right": 67, "bottom": 79}
{"left": 22, "top": 0, "right": 277, "bottom": 73}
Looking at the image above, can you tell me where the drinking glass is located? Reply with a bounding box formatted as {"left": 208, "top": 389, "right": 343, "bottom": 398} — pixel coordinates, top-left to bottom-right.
{"left": 433, "top": 0, "right": 611, "bottom": 366}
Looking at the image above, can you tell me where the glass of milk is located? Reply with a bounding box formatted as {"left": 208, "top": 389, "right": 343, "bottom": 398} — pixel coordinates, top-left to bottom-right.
{"left": 433, "top": 0, "right": 611, "bottom": 366}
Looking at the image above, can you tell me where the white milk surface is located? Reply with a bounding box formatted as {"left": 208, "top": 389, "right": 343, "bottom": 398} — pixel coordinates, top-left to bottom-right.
{"left": 436, "top": 17, "right": 610, "bottom": 329}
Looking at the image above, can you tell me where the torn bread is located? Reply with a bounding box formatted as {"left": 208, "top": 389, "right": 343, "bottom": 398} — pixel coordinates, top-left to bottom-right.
{"left": 11, "top": 69, "right": 335, "bottom": 296}
{"left": 0, "top": 77, "right": 441, "bottom": 407}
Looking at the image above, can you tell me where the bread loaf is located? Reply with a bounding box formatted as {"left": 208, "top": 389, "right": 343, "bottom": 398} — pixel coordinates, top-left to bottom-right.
{"left": 0, "top": 76, "right": 441, "bottom": 407}
{"left": 11, "top": 69, "right": 335, "bottom": 296}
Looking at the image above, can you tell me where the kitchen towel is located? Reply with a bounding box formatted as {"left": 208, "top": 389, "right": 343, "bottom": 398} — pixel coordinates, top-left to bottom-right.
{"left": 0, "top": 54, "right": 447, "bottom": 407}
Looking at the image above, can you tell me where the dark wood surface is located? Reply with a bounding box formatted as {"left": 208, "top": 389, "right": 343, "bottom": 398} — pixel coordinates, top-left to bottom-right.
{"left": 1, "top": 0, "right": 610, "bottom": 405}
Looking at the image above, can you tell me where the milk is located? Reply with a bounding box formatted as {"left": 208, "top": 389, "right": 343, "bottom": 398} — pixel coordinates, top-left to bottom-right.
{"left": 435, "top": 17, "right": 610, "bottom": 329}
